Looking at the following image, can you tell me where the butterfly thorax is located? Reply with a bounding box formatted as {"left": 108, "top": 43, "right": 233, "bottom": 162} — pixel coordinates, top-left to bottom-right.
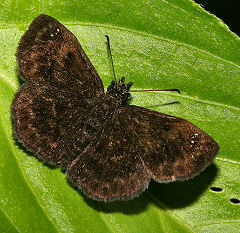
{"left": 106, "top": 77, "right": 133, "bottom": 105}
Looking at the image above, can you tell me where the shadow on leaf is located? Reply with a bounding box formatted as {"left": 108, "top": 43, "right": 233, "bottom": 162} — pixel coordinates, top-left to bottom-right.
{"left": 148, "top": 163, "right": 218, "bottom": 209}
{"left": 84, "top": 194, "right": 148, "bottom": 214}
{"left": 84, "top": 163, "right": 218, "bottom": 213}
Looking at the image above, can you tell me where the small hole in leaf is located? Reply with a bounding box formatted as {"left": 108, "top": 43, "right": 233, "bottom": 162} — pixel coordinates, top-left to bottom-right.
{"left": 210, "top": 187, "right": 222, "bottom": 192}
{"left": 230, "top": 198, "right": 240, "bottom": 204}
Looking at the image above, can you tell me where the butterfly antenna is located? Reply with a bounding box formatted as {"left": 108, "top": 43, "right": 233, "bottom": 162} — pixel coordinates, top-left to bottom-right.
{"left": 131, "top": 89, "right": 181, "bottom": 94}
{"left": 105, "top": 35, "right": 117, "bottom": 83}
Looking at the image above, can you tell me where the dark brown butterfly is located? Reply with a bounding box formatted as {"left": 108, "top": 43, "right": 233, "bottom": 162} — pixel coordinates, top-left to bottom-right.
{"left": 12, "top": 14, "right": 219, "bottom": 202}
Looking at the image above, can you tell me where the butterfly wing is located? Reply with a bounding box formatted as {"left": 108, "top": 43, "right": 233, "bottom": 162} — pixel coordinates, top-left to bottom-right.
{"left": 12, "top": 84, "right": 93, "bottom": 168}
{"left": 17, "top": 14, "right": 104, "bottom": 98}
{"left": 13, "top": 14, "right": 105, "bottom": 168}
{"left": 67, "top": 116, "right": 152, "bottom": 201}
{"left": 120, "top": 105, "right": 219, "bottom": 182}
{"left": 67, "top": 105, "right": 219, "bottom": 201}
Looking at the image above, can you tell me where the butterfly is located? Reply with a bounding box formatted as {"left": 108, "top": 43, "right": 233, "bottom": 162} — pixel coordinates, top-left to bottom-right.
{"left": 12, "top": 14, "right": 219, "bottom": 202}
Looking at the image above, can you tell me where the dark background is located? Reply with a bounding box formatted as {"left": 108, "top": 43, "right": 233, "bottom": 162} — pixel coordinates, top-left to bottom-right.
{"left": 195, "top": 0, "right": 240, "bottom": 36}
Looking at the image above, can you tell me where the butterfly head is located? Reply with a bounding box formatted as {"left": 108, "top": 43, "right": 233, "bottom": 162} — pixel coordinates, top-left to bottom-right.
{"left": 107, "top": 77, "right": 133, "bottom": 105}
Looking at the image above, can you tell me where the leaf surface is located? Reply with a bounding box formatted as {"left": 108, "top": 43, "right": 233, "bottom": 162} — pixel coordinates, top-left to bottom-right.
{"left": 0, "top": 0, "right": 239, "bottom": 232}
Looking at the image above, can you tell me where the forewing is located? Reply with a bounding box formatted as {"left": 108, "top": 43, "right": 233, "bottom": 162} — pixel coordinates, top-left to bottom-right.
{"left": 120, "top": 105, "right": 219, "bottom": 182}
{"left": 67, "top": 118, "right": 152, "bottom": 202}
{"left": 17, "top": 14, "right": 104, "bottom": 98}
{"left": 12, "top": 84, "right": 94, "bottom": 168}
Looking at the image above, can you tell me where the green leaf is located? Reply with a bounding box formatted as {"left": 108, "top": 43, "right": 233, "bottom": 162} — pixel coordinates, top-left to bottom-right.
{"left": 0, "top": 0, "right": 239, "bottom": 232}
